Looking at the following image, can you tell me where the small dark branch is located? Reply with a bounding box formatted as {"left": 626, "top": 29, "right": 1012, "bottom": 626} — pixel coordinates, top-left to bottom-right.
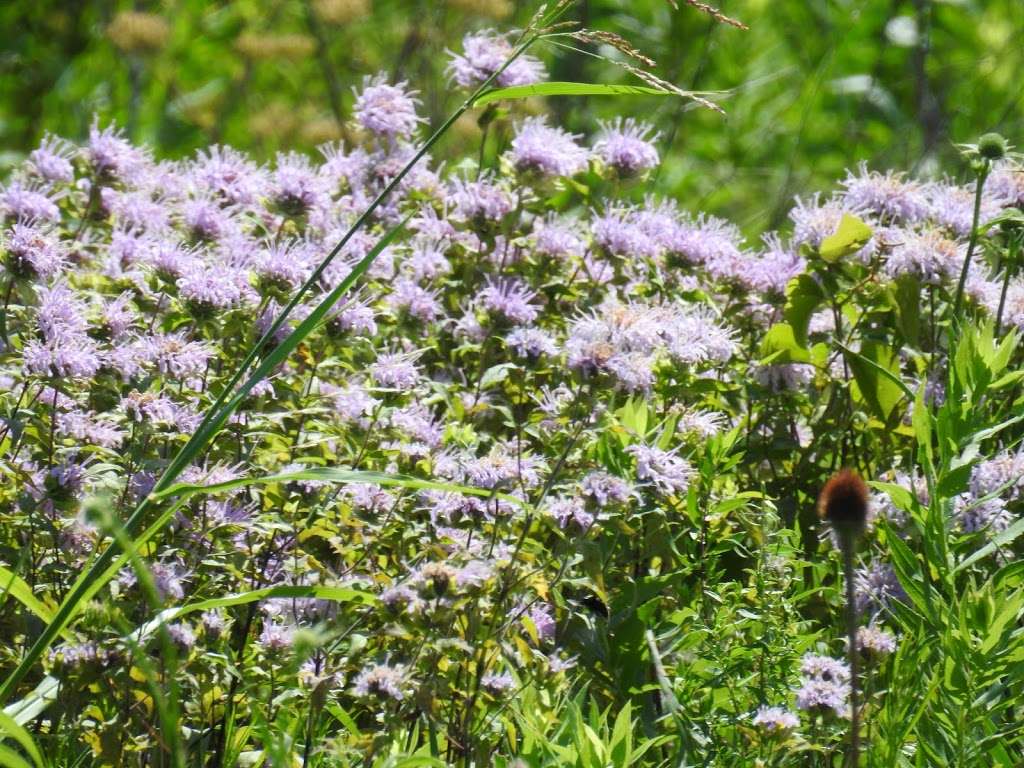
{"left": 303, "top": 0, "right": 346, "bottom": 126}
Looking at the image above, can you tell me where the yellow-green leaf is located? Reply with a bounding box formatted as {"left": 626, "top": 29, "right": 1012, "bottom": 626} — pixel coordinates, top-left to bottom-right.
{"left": 819, "top": 213, "right": 872, "bottom": 263}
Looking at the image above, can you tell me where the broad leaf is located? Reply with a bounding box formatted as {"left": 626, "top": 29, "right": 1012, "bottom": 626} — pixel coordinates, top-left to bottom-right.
{"left": 819, "top": 213, "right": 872, "bottom": 262}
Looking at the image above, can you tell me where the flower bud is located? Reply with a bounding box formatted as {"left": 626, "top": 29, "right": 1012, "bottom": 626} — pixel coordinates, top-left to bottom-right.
{"left": 978, "top": 133, "right": 1008, "bottom": 161}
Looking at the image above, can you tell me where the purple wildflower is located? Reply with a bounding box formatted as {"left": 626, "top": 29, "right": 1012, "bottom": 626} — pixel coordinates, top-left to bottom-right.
{"left": 353, "top": 74, "right": 422, "bottom": 140}
{"left": 28, "top": 134, "right": 76, "bottom": 183}
{"left": 353, "top": 663, "right": 408, "bottom": 701}
{"left": 593, "top": 118, "right": 660, "bottom": 178}
{"left": 479, "top": 278, "right": 539, "bottom": 324}
{"left": 509, "top": 117, "right": 589, "bottom": 178}
{"left": 447, "top": 30, "right": 546, "bottom": 89}
{"left": 840, "top": 163, "right": 929, "bottom": 223}
{"left": 751, "top": 706, "right": 800, "bottom": 733}
{"left": 628, "top": 443, "right": 693, "bottom": 495}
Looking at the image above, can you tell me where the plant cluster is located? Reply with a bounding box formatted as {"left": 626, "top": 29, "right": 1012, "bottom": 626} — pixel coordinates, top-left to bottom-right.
{"left": 1, "top": 19, "right": 1024, "bottom": 768}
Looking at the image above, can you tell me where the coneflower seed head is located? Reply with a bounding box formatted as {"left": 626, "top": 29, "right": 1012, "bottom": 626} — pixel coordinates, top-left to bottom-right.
{"left": 818, "top": 469, "right": 870, "bottom": 539}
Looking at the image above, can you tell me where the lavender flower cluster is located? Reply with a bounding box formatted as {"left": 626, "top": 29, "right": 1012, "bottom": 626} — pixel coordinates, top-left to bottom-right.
{"left": 1, "top": 24, "right": 1022, "bottom": 763}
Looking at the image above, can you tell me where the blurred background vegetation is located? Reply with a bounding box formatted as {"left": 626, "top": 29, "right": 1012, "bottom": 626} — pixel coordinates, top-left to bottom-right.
{"left": 2, "top": 0, "right": 1021, "bottom": 233}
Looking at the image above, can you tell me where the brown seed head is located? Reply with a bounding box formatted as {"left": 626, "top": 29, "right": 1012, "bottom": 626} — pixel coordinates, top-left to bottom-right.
{"left": 818, "top": 469, "right": 870, "bottom": 539}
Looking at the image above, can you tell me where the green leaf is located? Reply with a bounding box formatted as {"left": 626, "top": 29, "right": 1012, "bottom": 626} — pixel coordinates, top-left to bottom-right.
{"left": 954, "top": 517, "right": 1024, "bottom": 574}
{"left": 889, "top": 274, "right": 921, "bottom": 346}
{"left": 472, "top": 82, "right": 670, "bottom": 107}
{"left": 819, "top": 213, "right": 872, "bottom": 262}
{"left": 759, "top": 322, "right": 811, "bottom": 364}
{"left": 0, "top": 744, "right": 33, "bottom": 768}
{"left": 843, "top": 341, "right": 907, "bottom": 421}
{"left": 479, "top": 363, "right": 516, "bottom": 389}
{"left": 0, "top": 567, "right": 56, "bottom": 627}
{"left": 0, "top": 709, "right": 44, "bottom": 767}
{"left": 782, "top": 274, "right": 824, "bottom": 346}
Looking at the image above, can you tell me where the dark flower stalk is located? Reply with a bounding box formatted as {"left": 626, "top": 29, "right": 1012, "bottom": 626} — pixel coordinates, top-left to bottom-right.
{"left": 819, "top": 468, "right": 869, "bottom": 768}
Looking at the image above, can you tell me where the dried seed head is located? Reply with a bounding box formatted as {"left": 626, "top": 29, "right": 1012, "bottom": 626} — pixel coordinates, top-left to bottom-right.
{"left": 818, "top": 469, "right": 870, "bottom": 540}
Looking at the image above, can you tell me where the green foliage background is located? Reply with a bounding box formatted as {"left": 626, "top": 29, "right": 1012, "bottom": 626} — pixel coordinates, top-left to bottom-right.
{"left": 2, "top": 0, "right": 1021, "bottom": 234}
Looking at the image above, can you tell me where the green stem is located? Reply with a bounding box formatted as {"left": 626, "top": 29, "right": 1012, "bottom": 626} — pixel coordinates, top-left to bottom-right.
{"left": 953, "top": 162, "right": 990, "bottom": 317}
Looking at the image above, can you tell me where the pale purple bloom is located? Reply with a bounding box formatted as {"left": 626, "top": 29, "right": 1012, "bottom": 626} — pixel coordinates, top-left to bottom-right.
{"left": 354, "top": 74, "right": 422, "bottom": 140}
{"left": 167, "top": 623, "right": 196, "bottom": 651}
{"left": 3, "top": 222, "right": 65, "bottom": 279}
{"left": 189, "top": 145, "right": 266, "bottom": 206}
{"left": 841, "top": 163, "right": 929, "bottom": 223}
{"left": 927, "top": 180, "right": 1002, "bottom": 237}
{"left": 87, "top": 120, "right": 150, "bottom": 181}
{"left": 255, "top": 240, "right": 310, "bottom": 291}
{"left": 509, "top": 117, "right": 589, "bottom": 178}
{"left": 178, "top": 263, "right": 248, "bottom": 313}
{"left": 857, "top": 625, "right": 897, "bottom": 658}
{"left": 580, "top": 471, "right": 633, "bottom": 507}
{"left": 953, "top": 493, "right": 1013, "bottom": 535}
{"left": 479, "top": 278, "right": 539, "bottom": 325}
{"left": 332, "top": 299, "right": 378, "bottom": 337}
{"left": 149, "top": 332, "right": 213, "bottom": 378}
{"left": 790, "top": 193, "right": 873, "bottom": 257}
{"left": 345, "top": 483, "right": 396, "bottom": 513}
{"left": 988, "top": 160, "right": 1024, "bottom": 208}
{"left": 369, "top": 352, "right": 421, "bottom": 389}
{"left": 532, "top": 214, "right": 585, "bottom": 260}
{"left": 754, "top": 363, "right": 813, "bottom": 392}
{"left": 969, "top": 450, "right": 1024, "bottom": 501}
{"left": 353, "top": 663, "right": 408, "bottom": 701}
{"left": 181, "top": 194, "right": 239, "bottom": 241}
{"left": 451, "top": 176, "right": 515, "bottom": 225}
{"left": 751, "top": 705, "right": 800, "bottom": 732}
{"left": 481, "top": 671, "right": 515, "bottom": 694}
{"left": 258, "top": 621, "right": 296, "bottom": 652}
{"left": 593, "top": 118, "right": 660, "bottom": 177}
{"left": 28, "top": 134, "right": 76, "bottom": 183}
{"left": 447, "top": 30, "right": 546, "bottom": 89}
{"left": 795, "top": 678, "right": 849, "bottom": 717}
{"left": 628, "top": 444, "right": 693, "bottom": 495}
{"left": 24, "top": 332, "right": 101, "bottom": 380}
{"left": 404, "top": 241, "right": 450, "bottom": 281}
{"left": 674, "top": 214, "right": 744, "bottom": 270}
{"left": 795, "top": 654, "right": 850, "bottom": 717}
{"left": 592, "top": 205, "right": 660, "bottom": 259}
{"left": 528, "top": 603, "right": 556, "bottom": 642}
{"left": 506, "top": 326, "right": 558, "bottom": 359}
{"left": 271, "top": 152, "right": 327, "bottom": 216}
{"left": 884, "top": 229, "right": 962, "bottom": 285}
{"left": 56, "top": 410, "right": 125, "bottom": 449}
{"left": 1, "top": 180, "right": 60, "bottom": 222}
{"left": 387, "top": 277, "right": 442, "bottom": 323}
{"left": 102, "top": 187, "right": 171, "bottom": 232}
{"left": 546, "top": 495, "right": 594, "bottom": 531}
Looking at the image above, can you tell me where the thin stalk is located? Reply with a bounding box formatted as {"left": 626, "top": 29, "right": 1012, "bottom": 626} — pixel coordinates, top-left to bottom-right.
{"left": 0, "top": 30, "right": 547, "bottom": 706}
{"left": 953, "top": 161, "right": 990, "bottom": 317}
{"left": 996, "top": 233, "right": 1021, "bottom": 336}
{"left": 842, "top": 538, "right": 861, "bottom": 768}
